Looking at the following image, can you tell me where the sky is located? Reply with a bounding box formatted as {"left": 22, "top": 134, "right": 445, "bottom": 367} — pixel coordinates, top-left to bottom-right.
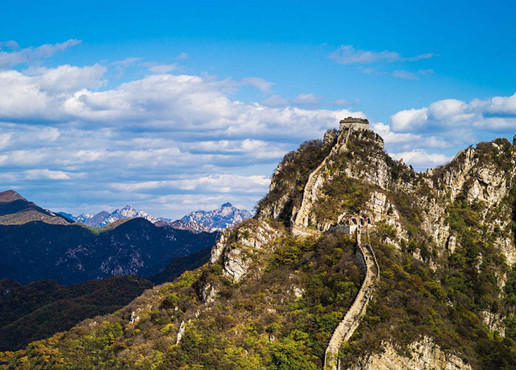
{"left": 0, "top": 0, "right": 515, "bottom": 218}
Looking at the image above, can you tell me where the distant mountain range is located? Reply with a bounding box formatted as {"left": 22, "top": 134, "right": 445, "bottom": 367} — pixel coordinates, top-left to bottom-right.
{"left": 58, "top": 202, "right": 252, "bottom": 232}
{"left": 59, "top": 205, "right": 158, "bottom": 227}
{"left": 0, "top": 192, "right": 221, "bottom": 352}
{"left": 0, "top": 190, "right": 219, "bottom": 285}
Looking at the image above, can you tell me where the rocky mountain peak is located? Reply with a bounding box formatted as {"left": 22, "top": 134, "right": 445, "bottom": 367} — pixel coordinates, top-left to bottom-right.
{"left": 258, "top": 121, "right": 516, "bottom": 267}
{"left": 0, "top": 190, "right": 25, "bottom": 203}
{"left": 180, "top": 203, "right": 252, "bottom": 230}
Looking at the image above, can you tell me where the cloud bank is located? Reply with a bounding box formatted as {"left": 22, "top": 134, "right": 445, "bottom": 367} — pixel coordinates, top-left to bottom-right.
{"left": 1, "top": 40, "right": 514, "bottom": 217}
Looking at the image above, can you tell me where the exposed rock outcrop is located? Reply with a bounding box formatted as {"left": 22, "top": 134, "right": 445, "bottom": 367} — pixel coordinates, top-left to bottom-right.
{"left": 260, "top": 122, "right": 516, "bottom": 268}
{"left": 210, "top": 219, "right": 283, "bottom": 282}
{"left": 350, "top": 336, "right": 472, "bottom": 370}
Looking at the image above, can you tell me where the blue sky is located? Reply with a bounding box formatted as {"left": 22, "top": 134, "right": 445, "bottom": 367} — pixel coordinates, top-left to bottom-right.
{"left": 0, "top": 0, "right": 515, "bottom": 218}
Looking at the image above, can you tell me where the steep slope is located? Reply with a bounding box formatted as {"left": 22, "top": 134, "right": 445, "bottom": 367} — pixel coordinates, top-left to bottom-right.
{"left": 0, "top": 218, "right": 219, "bottom": 285}
{"left": 0, "top": 190, "right": 69, "bottom": 225}
{"left": 2, "top": 119, "right": 515, "bottom": 369}
{"left": 324, "top": 232, "right": 380, "bottom": 369}
{"left": 0, "top": 276, "right": 152, "bottom": 351}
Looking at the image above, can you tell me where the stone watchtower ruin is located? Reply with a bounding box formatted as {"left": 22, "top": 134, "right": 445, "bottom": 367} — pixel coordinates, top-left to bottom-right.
{"left": 339, "top": 117, "right": 370, "bottom": 131}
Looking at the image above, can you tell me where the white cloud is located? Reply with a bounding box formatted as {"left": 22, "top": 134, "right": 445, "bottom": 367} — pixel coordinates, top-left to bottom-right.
{"left": 0, "top": 133, "right": 11, "bottom": 149}
{"left": 110, "top": 174, "right": 270, "bottom": 194}
{"left": 391, "top": 107, "right": 428, "bottom": 131}
{"left": 292, "top": 93, "right": 321, "bottom": 106}
{"left": 392, "top": 70, "right": 418, "bottom": 80}
{"left": 390, "top": 150, "right": 451, "bottom": 169}
{"left": 27, "top": 64, "right": 107, "bottom": 92}
{"left": 484, "top": 93, "right": 516, "bottom": 115}
{"left": 177, "top": 52, "right": 189, "bottom": 60}
{"left": 24, "top": 169, "right": 71, "bottom": 180}
{"left": 0, "top": 70, "right": 359, "bottom": 142}
{"left": 331, "top": 45, "right": 435, "bottom": 65}
{"left": 262, "top": 94, "right": 289, "bottom": 107}
{"left": 391, "top": 95, "right": 516, "bottom": 134}
{"left": 333, "top": 99, "right": 351, "bottom": 106}
{"left": 0, "top": 41, "right": 19, "bottom": 50}
{"left": 141, "top": 62, "right": 178, "bottom": 74}
{"left": 376, "top": 93, "right": 516, "bottom": 171}
{"left": 0, "top": 39, "right": 81, "bottom": 68}
{"left": 110, "top": 57, "right": 140, "bottom": 77}
{"left": 372, "top": 122, "right": 420, "bottom": 144}
{"left": 240, "top": 77, "right": 274, "bottom": 93}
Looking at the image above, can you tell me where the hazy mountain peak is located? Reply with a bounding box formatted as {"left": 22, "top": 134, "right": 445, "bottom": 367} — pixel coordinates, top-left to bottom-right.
{"left": 0, "top": 190, "right": 25, "bottom": 203}
{"left": 0, "top": 190, "right": 69, "bottom": 225}
{"left": 180, "top": 202, "right": 253, "bottom": 230}
{"left": 60, "top": 202, "right": 252, "bottom": 231}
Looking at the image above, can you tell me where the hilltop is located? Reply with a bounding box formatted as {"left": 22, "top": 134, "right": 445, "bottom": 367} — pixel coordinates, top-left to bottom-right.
{"left": 2, "top": 119, "right": 515, "bottom": 369}
{"left": 0, "top": 190, "right": 69, "bottom": 225}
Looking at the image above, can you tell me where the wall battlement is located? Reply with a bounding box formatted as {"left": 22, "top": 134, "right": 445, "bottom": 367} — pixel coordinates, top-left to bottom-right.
{"left": 339, "top": 117, "right": 370, "bottom": 131}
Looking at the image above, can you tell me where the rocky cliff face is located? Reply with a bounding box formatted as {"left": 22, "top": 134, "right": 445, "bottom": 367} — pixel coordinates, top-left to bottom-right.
{"left": 256, "top": 122, "right": 516, "bottom": 367}
{"left": 209, "top": 219, "right": 283, "bottom": 283}
{"left": 258, "top": 125, "right": 516, "bottom": 267}
{"left": 351, "top": 337, "right": 472, "bottom": 370}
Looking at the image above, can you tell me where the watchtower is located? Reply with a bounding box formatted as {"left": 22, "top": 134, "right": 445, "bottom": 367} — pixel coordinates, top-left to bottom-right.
{"left": 339, "top": 117, "right": 370, "bottom": 131}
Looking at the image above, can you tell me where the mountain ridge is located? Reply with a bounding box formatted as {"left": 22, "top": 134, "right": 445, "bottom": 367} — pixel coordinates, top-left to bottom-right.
{"left": 59, "top": 202, "right": 252, "bottom": 232}
{"left": 2, "top": 120, "right": 515, "bottom": 369}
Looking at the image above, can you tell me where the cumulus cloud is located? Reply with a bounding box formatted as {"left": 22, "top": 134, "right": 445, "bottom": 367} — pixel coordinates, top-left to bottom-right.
{"left": 2, "top": 40, "right": 510, "bottom": 217}
{"left": 372, "top": 122, "right": 420, "bottom": 144}
{"left": 391, "top": 95, "right": 516, "bottom": 133}
{"left": 330, "top": 45, "right": 435, "bottom": 65}
{"left": 26, "top": 64, "right": 107, "bottom": 92}
{"left": 0, "top": 56, "right": 364, "bottom": 216}
{"left": 390, "top": 150, "right": 452, "bottom": 169}
{"left": 0, "top": 70, "right": 357, "bottom": 142}
{"left": 379, "top": 93, "right": 516, "bottom": 171}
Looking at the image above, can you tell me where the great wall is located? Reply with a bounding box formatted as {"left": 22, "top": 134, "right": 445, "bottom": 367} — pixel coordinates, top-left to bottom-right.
{"left": 288, "top": 118, "right": 382, "bottom": 369}
{"left": 324, "top": 227, "right": 380, "bottom": 370}
{"left": 292, "top": 117, "right": 370, "bottom": 231}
